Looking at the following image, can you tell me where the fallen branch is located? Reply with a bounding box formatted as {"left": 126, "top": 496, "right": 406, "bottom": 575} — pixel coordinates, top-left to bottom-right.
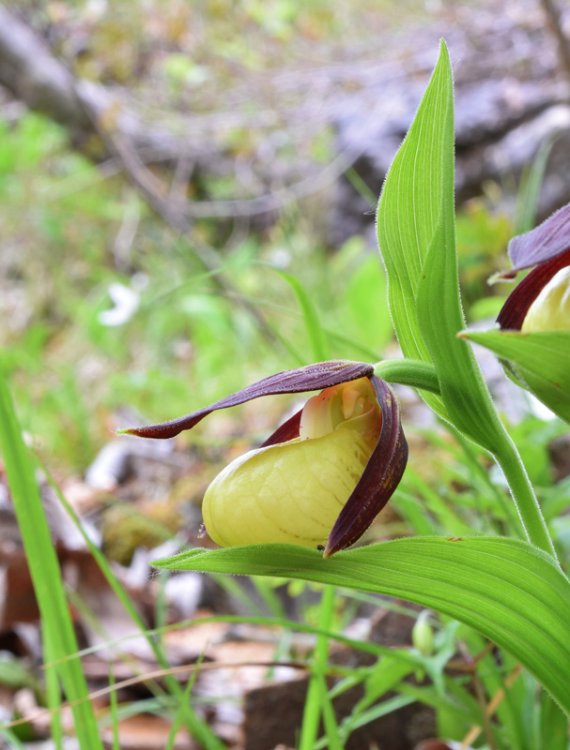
{"left": 0, "top": 5, "right": 287, "bottom": 346}
{"left": 0, "top": 4, "right": 199, "bottom": 164}
{"left": 540, "top": 0, "right": 570, "bottom": 84}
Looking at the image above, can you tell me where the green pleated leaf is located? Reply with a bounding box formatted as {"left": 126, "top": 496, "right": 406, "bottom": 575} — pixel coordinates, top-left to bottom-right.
{"left": 274, "top": 269, "right": 330, "bottom": 362}
{"left": 463, "top": 330, "right": 570, "bottom": 423}
{"left": 416, "top": 221, "right": 506, "bottom": 452}
{"left": 376, "top": 43, "right": 449, "bottom": 416}
{"left": 376, "top": 42, "right": 505, "bottom": 452}
{"left": 154, "top": 537, "right": 570, "bottom": 713}
{"left": 375, "top": 41, "right": 555, "bottom": 555}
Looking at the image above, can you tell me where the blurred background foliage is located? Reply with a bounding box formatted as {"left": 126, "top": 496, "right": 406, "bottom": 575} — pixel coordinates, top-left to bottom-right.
{"left": 0, "top": 0, "right": 537, "bottom": 474}
{"left": 0, "top": 105, "right": 395, "bottom": 469}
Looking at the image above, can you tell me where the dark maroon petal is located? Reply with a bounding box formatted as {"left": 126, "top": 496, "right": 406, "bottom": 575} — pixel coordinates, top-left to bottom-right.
{"left": 123, "top": 360, "right": 373, "bottom": 439}
{"left": 324, "top": 376, "right": 408, "bottom": 557}
{"left": 508, "top": 202, "right": 570, "bottom": 272}
{"left": 497, "top": 247, "right": 570, "bottom": 330}
{"left": 260, "top": 408, "right": 302, "bottom": 447}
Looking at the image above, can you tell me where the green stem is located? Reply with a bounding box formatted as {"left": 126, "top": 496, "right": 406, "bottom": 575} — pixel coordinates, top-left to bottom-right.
{"left": 299, "top": 585, "right": 336, "bottom": 750}
{"left": 493, "top": 433, "right": 557, "bottom": 559}
{"left": 374, "top": 357, "right": 557, "bottom": 561}
{"left": 373, "top": 359, "right": 441, "bottom": 394}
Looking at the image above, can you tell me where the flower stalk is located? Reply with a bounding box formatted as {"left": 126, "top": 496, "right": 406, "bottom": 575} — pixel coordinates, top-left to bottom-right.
{"left": 493, "top": 434, "right": 557, "bottom": 559}
{"left": 376, "top": 361, "right": 557, "bottom": 560}
{"left": 373, "top": 359, "right": 441, "bottom": 394}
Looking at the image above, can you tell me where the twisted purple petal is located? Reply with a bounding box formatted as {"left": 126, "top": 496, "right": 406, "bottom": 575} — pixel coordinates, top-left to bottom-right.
{"left": 508, "top": 203, "right": 570, "bottom": 272}
{"left": 497, "top": 247, "right": 570, "bottom": 330}
{"left": 324, "top": 376, "right": 408, "bottom": 557}
{"left": 124, "top": 360, "right": 374, "bottom": 439}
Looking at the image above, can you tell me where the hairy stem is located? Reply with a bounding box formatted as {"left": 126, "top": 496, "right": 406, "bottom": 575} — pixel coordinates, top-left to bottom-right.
{"left": 493, "top": 434, "right": 557, "bottom": 559}
{"left": 374, "top": 358, "right": 557, "bottom": 561}
{"left": 373, "top": 359, "right": 441, "bottom": 393}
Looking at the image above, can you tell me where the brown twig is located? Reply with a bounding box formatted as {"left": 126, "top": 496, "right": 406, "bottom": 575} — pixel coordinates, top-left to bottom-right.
{"left": 540, "top": 0, "right": 570, "bottom": 84}
{"left": 460, "top": 663, "right": 523, "bottom": 750}
{"left": 0, "top": 658, "right": 324, "bottom": 732}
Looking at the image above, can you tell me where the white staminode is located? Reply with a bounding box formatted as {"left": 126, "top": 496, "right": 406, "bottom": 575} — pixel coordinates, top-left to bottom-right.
{"left": 522, "top": 267, "right": 570, "bottom": 333}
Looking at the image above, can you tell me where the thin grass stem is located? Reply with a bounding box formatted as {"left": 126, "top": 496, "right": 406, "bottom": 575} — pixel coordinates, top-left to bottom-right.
{"left": 299, "top": 585, "right": 336, "bottom": 750}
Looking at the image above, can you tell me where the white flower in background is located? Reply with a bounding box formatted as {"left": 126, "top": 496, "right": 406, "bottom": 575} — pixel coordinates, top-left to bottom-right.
{"left": 99, "top": 275, "right": 146, "bottom": 327}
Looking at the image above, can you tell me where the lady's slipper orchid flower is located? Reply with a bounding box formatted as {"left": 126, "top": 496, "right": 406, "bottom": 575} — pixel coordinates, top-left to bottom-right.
{"left": 497, "top": 203, "right": 570, "bottom": 332}
{"left": 483, "top": 202, "right": 570, "bottom": 422}
{"left": 124, "top": 361, "right": 408, "bottom": 557}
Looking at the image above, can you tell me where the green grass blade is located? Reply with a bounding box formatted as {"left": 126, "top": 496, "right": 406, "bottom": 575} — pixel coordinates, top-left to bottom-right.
{"left": 514, "top": 137, "right": 556, "bottom": 234}
{"left": 43, "top": 623, "right": 64, "bottom": 750}
{"left": 540, "top": 691, "right": 568, "bottom": 750}
{"left": 42, "top": 468, "right": 225, "bottom": 750}
{"left": 153, "top": 537, "right": 570, "bottom": 713}
{"left": 0, "top": 729, "right": 25, "bottom": 749}
{"left": 299, "top": 585, "right": 335, "bottom": 750}
{"left": 275, "top": 269, "right": 330, "bottom": 362}
{"left": 343, "top": 655, "right": 415, "bottom": 739}
{"left": 318, "top": 675, "right": 343, "bottom": 750}
{"left": 108, "top": 668, "right": 121, "bottom": 750}
{"left": 0, "top": 371, "right": 103, "bottom": 749}
{"left": 166, "top": 663, "right": 202, "bottom": 750}
{"left": 313, "top": 695, "right": 416, "bottom": 750}
{"left": 403, "top": 469, "right": 474, "bottom": 535}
